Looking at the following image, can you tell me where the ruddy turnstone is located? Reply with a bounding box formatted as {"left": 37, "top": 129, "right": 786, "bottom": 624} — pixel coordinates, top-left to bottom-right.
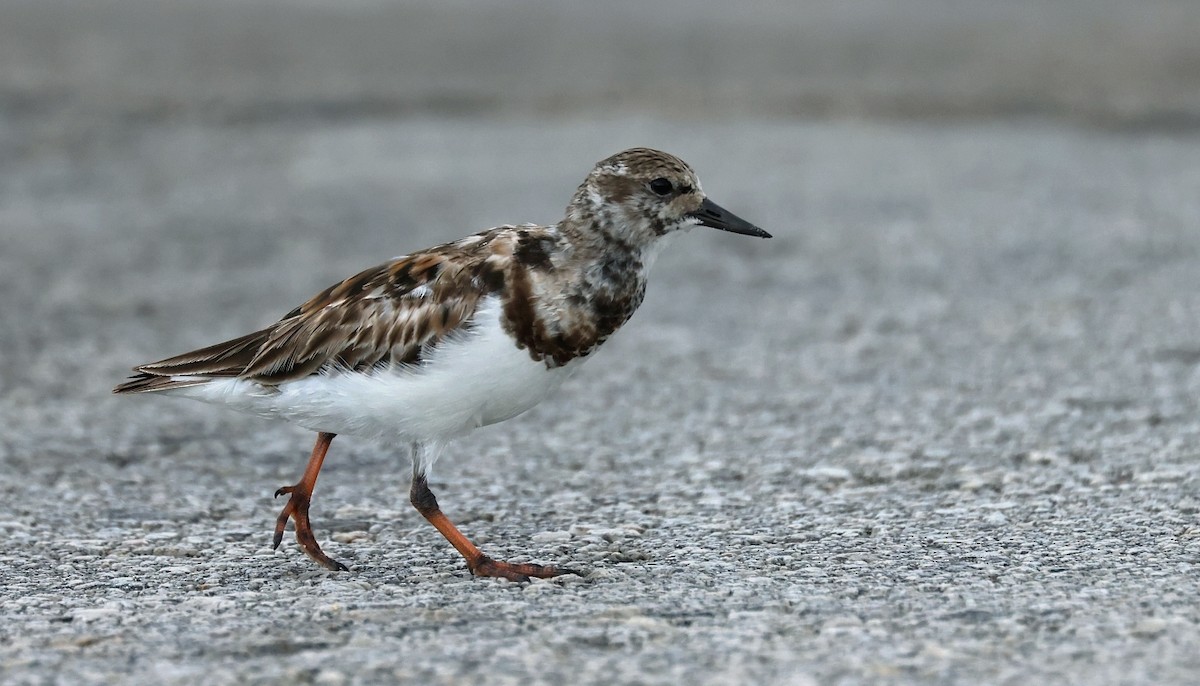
{"left": 114, "top": 148, "right": 769, "bottom": 581}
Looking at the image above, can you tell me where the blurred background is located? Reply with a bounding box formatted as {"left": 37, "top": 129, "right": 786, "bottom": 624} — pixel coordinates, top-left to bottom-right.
{"left": 3, "top": 0, "right": 1197, "bottom": 343}
{"left": 3, "top": 2, "right": 1200, "bottom": 684}
{"left": 3, "top": 0, "right": 1199, "bottom": 128}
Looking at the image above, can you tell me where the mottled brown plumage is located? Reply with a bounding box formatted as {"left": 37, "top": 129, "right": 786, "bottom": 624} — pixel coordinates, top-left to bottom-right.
{"left": 116, "top": 149, "right": 708, "bottom": 392}
{"left": 113, "top": 147, "right": 769, "bottom": 580}
{"left": 118, "top": 226, "right": 527, "bottom": 391}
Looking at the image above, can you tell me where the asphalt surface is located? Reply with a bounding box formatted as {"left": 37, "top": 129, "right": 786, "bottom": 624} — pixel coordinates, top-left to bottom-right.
{"left": 2, "top": 2, "right": 1200, "bottom": 686}
{"left": 3, "top": 0, "right": 1199, "bottom": 129}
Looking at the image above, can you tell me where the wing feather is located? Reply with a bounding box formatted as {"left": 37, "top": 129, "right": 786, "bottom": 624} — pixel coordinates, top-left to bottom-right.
{"left": 114, "top": 230, "right": 516, "bottom": 394}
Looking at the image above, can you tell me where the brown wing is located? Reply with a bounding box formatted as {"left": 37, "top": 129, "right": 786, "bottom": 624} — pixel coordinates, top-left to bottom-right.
{"left": 114, "top": 231, "right": 516, "bottom": 393}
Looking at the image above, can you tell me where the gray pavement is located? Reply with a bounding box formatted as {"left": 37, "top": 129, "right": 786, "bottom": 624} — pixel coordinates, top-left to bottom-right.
{"left": 2, "top": 2, "right": 1200, "bottom": 686}
{"left": 3, "top": 0, "right": 1199, "bottom": 129}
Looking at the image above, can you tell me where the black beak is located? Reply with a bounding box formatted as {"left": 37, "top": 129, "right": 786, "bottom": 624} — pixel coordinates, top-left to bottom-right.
{"left": 689, "top": 198, "right": 771, "bottom": 238}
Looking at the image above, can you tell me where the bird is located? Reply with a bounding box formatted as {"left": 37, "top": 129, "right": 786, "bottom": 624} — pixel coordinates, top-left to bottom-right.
{"left": 114, "top": 147, "right": 770, "bottom": 581}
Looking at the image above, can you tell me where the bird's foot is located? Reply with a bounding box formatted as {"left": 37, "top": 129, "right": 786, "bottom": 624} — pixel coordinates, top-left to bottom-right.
{"left": 273, "top": 485, "right": 348, "bottom": 572}
{"left": 467, "top": 554, "right": 579, "bottom": 582}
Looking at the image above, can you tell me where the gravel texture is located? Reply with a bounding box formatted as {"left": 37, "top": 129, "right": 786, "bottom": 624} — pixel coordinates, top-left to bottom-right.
{"left": 2, "top": 2, "right": 1200, "bottom": 685}
{"left": 3, "top": 115, "right": 1198, "bottom": 686}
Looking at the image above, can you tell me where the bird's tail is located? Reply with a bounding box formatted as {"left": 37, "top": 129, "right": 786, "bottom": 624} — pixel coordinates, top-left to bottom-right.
{"left": 113, "top": 373, "right": 211, "bottom": 394}
{"left": 113, "top": 328, "right": 273, "bottom": 394}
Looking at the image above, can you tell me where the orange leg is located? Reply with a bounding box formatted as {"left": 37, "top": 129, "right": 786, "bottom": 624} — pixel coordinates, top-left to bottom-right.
{"left": 273, "top": 432, "right": 347, "bottom": 571}
{"left": 409, "top": 474, "right": 577, "bottom": 582}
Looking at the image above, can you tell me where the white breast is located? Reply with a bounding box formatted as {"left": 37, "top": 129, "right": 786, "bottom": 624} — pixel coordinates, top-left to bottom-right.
{"left": 174, "top": 296, "right": 581, "bottom": 442}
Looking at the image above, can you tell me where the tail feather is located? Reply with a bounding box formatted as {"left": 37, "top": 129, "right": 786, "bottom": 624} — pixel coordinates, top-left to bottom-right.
{"left": 113, "top": 328, "right": 273, "bottom": 394}
{"left": 134, "top": 329, "right": 271, "bottom": 376}
{"left": 113, "top": 373, "right": 212, "bottom": 394}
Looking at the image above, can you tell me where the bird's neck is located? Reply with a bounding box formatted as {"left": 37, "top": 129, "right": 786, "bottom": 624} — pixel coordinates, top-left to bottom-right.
{"left": 557, "top": 214, "right": 662, "bottom": 272}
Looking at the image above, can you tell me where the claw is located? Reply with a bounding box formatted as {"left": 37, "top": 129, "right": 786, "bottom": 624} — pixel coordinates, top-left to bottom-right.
{"left": 468, "top": 555, "right": 578, "bottom": 582}
{"left": 272, "top": 484, "right": 347, "bottom": 571}
{"left": 272, "top": 510, "right": 289, "bottom": 550}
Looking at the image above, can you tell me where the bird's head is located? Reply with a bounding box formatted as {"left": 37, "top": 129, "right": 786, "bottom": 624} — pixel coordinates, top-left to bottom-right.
{"left": 568, "top": 147, "right": 770, "bottom": 247}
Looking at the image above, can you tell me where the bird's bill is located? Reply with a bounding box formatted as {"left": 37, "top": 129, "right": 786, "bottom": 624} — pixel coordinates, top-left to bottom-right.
{"left": 689, "top": 198, "right": 771, "bottom": 238}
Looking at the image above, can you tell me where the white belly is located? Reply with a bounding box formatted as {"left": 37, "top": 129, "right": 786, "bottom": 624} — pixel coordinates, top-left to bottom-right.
{"left": 174, "top": 297, "right": 581, "bottom": 442}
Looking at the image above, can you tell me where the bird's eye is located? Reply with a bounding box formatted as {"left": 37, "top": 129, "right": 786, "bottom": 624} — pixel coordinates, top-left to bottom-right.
{"left": 649, "top": 178, "right": 673, "bottom": 196}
